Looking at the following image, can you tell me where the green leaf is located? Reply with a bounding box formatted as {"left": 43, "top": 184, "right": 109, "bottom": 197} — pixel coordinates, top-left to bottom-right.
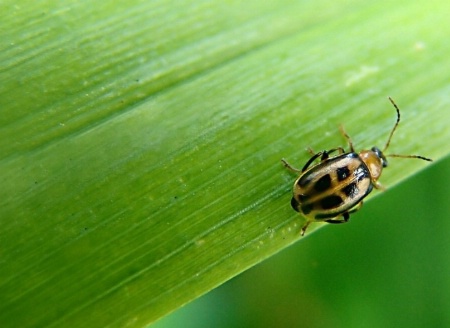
{"left": 1, "top": 1, "right": 449, "bottom": 327}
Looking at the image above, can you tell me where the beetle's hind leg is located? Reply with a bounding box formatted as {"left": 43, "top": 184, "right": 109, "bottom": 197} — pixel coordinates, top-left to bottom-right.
{"left": 320, "top": 147, "right": 346, "bottom": 161}
{"left": 281, "top": 158, "right": 303, "bottom": 173}
{"left": 324, "top": 202, "right": 363, "bottom": 224}
{"left": 324, "top": 211, "right": 350, "bottom": 224}
{"left": 282, "top": 146, "right": 346, "bottom": 174}
{"left": 282, "top": 150, "right": 326, "bottom": 173}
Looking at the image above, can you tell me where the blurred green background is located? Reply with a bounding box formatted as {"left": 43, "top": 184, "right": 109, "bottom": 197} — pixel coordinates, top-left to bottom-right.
{"left": 154, "top": 156, "right": 450, "bottom": 328}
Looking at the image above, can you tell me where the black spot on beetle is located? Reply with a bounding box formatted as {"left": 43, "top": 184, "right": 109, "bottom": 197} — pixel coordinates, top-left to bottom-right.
{"left": 314, "top": 174, "right": 331, "bottom": 192}
{"left": 337, "top": 166, "right": 350, "bottom": 181}
{"left": 320, "top": 195, "right": 343, "bottom": 209}
{"left": 301, "top": 202, "right": 314, "bottom": 215}
{"left": 291, "top": 197, "right": 300, "bottom": 212}
{"left": 342, "top": 183, "right": 359, "bottom": 198}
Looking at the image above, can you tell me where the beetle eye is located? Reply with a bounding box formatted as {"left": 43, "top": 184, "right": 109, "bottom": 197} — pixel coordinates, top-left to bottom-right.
{"left": 371, "top": 147, "right": 381, "bottom": 157}
{"left": 371, "top": 147, "right": 388, "bottom": 167}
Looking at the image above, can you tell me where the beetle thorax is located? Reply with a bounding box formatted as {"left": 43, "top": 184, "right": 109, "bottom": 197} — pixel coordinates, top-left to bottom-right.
{"left": 358, "top": 148, "right": 386, "bottom": 182}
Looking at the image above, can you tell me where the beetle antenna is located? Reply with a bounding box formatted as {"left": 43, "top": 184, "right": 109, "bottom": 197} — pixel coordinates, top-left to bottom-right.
{"left": 383, "top": 97, "right": 401, "bottom": 152}
{"left": 384, "top": 97, "right": 433, "bottom": 162}
{"left": 386, "top": 154, "right": 432, "bottom": 162}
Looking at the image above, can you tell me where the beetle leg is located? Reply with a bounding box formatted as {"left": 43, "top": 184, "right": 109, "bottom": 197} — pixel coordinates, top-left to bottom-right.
{"left": 306, "top": 147, "right": 315, "bottom": 155}
{"left": 321, "top": 147, "right": 346, "bottom": 161}
{"left": 282, "top": 145, "right": 346, "bottom": 175}
{"left": 300, "top": 151, "right": 324, "bottom": 172}
{"left": 324, "top": 211, "right": 350, "bottom": 224}
{"left": 281, "top": 159, "right": 302, "bottom": 173}
{"left": 324, "top": 202, "right": 363, "bottom": 225}
{"left": 283, "top": 148, "right": 327, "bottom": 174}
{"left": 339, "top": 125, "right": 355, "bottom": 152}
{"left": 300, "top": 220, "right": 311, "bottom": 236}
{"left": 372, "top": 180, "right": 386, "bottom": 190}
{"left": 348, "top": 201, "right": 363, "bottom": 213}
{"left": 321, "top": 151, "right": 330, "bottom": 161}
{"left": 324, "top": 219, "right": 347, "bottom": 224}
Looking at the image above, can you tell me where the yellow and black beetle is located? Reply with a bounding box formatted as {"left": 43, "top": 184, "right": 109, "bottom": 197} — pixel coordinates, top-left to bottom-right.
{"left": 282, "top": 97, "right": 432, "bottom": 236}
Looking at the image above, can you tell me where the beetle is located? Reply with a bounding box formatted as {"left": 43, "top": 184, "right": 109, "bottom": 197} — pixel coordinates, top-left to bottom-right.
{"left": 282, "top": 97, "right": 432, "bottom": 236}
